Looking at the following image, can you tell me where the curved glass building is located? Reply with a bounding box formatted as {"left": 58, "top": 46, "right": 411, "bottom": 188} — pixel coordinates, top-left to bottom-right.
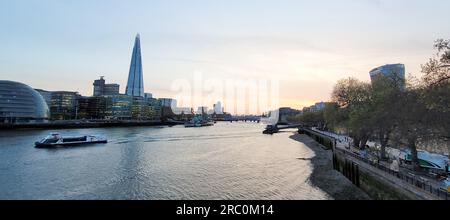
{"left": 0, "top": 80, "right": 49, "bottom": 123}
{"left": 369, "top": 64, "right": 405, "bottom": 84}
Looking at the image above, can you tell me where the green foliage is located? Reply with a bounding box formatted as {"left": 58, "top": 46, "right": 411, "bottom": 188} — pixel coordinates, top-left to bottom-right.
{"left": 323, "top": 39, "right": 450, "bottom": 169}
{"left": 287, "top": 111, "right": 325, "bottom": 128}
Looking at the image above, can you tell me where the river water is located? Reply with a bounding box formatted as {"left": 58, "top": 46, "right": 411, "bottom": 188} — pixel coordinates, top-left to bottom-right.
{"left": 0, "top": 122, "right": 332, "bottom": 200}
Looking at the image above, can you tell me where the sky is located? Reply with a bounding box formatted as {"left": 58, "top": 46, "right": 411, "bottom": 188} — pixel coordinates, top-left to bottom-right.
{"left": 1, "top": 0, "right": 449, "bottom": 112}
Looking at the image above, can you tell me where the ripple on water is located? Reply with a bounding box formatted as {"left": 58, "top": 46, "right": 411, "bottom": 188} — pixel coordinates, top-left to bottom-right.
{"left": 0, "top": 123, "right": 331, "bottom": 199}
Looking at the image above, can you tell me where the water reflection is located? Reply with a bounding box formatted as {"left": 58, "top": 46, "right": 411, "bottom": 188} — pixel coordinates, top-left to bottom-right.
{"left": 0, "top": 123, "right": 330, "bottom": 200}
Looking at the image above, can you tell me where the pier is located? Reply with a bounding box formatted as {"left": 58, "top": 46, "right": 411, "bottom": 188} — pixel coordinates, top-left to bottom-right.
{"left": 262, "top": 124, "right": 304, "bottom": 134}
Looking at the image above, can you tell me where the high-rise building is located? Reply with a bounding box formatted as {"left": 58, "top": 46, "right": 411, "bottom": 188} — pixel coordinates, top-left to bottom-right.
{"left": 369, "top": 64, "right": 406, "bottom": 87}
{"left": 93, "top": 76, "right": 120, "bottom": 96}
{"left": 144, "top": 93, "right": 153, "bottom": 99}
{"left": 159, "top": 98, "right": 177, "bottom": 108}
{"left": 197, "top": 106, "right": 208, "bottom": 114}
{"left": 125, "top": 34, "right": 144, "bottom": 97}
{"left": 213, "top": 101, "right": 223, "bottom": 114}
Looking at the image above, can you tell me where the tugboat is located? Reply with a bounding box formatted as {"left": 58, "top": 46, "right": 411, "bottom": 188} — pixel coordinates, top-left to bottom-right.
{"left": 35, "top": 133, "right": 107, "bottom": 148}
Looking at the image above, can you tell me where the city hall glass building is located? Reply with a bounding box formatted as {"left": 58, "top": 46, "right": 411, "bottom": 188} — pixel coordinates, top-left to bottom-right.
{"left": 0, "top": 80, "right": 49, "bottom": 123}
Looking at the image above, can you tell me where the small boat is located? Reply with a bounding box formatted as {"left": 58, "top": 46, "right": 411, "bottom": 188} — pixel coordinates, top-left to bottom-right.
{"left": 184, "top": 120, "right": 214, "bottom": 128}
{"left": 35, "top": 133, "right": 107, "bottom": 148}
{"left": 185, "top": 114, "right": 215, "bottom": 128}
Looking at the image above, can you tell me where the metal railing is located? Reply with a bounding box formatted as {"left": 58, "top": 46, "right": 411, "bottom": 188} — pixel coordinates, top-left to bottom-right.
{"left": 336, "top": 147, "right": 449, "bottom": 200}
{"left": 304, "top": 128, "right": 449, "bottom": 200}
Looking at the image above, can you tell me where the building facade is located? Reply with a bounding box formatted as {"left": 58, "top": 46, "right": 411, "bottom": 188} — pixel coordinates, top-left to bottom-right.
{"left": 93, "top": 76, "right": 120, "bottom": 96}
{"left": 125, "top": 34, "right": 144, "bottom": 97}
{"left": 369, "top": 64, "right": 406, "bottom": 86}
{"left": 213, "top": 101, "right": 223, "bottom": 114}
{"left": 0, "top": 80, "right": 49, "bottom": 123}
{"left": 105, "top": 95, "right": 133, "bottom": 120}
{"left": 144, "top": 93, "right": 153, "bottom": 99}
{"left": 145, "top": 97, "right": 162, "bottom": 120}
{"left": 197, "top": 106, "right": 208, "bottom": 114}
{"left": 49, "top": 91, "right": 80, "bottom": 120}
{"left": 35, "top": 89, "right": 52, "bottom": 108}
{"left": 159, "top": 98, "right": 177, "bottom": 108}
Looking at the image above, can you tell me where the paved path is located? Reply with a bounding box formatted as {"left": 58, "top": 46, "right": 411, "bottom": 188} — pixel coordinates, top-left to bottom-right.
{"left": 310, "top": 128, "right": 447, "bottom": 197}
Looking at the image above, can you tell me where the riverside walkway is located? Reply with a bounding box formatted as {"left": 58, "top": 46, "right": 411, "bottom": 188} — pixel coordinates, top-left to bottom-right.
{"left": 310, "top": 128, "right": 449, "bottom": 200}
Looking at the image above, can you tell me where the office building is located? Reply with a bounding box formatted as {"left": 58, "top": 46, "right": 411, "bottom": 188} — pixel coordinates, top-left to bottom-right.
{"left": 198, "top": 106, "right": 208, "bottom": 114}
{"left": 159, "top": 98, "right": 177, "bottom": 108}
{"left": 93, "top": 76, "right": 120, "bottom": 96}
{"left": 49, "top": 91, "right": 80, "bottom": 120}
{"left": 106, "top": 95, "right": 133, "bottom": 120}
{"left": 35, "top": 89, "right": 52, "bottom": 108}
{"left": 213, "top": 101, "right": 223, "bottom": 114}
{"left": 144, "top": 93, "right": 153, "bottom": 99}
{"left": 369, "top": 64, "right": 406, "bottom": 87}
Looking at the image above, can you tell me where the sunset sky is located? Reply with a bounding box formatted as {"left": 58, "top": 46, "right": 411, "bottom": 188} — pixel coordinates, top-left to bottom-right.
{"left": 1, "top": 0, "right": 449, "bottom": 112}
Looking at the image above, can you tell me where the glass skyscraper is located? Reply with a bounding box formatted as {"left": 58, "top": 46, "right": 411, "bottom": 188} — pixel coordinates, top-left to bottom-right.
{"left": 125, "top": 34, "right": 144, "bottom": 97}
{"left": 369, "top": 64, "right": 406, "bottom": 86}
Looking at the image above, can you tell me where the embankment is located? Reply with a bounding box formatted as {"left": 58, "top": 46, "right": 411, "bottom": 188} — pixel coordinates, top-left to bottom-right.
{"left": 290, "top": 134, "right": 371, "bottom": 200}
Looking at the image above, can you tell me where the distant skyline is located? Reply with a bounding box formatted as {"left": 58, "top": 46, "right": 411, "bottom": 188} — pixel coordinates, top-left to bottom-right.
{"left": 1, "top": 0, "right": 450, "bottom": 111}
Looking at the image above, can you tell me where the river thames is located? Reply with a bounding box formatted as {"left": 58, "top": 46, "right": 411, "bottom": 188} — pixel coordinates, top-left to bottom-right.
{"left": 0, "top": 122, "right": 351, "bottom": 200}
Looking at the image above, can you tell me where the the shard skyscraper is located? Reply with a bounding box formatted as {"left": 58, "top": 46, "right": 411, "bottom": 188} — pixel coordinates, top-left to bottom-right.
{"left": 125, "top": 34, "right": 144, "bottom": 97}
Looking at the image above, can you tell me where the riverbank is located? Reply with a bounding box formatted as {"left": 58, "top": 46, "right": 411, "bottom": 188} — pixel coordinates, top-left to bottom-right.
{"left": 290, "top": 133, "right": 371, "bottom": 200}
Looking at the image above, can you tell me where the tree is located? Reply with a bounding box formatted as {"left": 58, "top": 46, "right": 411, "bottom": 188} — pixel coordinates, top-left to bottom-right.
{"left": 391, "top": 84, "right": 426, "bottom": 171}
{"left": 323, "top": 102, "right": 343, "bottom": 131}
{"left": 331, "top": 77, "right": 373, "bottom": 148}
{"left": 370, "top": 76, "right": 403, "bottom": 159}
{"left": 420, "top": 39, "right": 450, "bottom": 159}
{"left": 288, "top": 111, "right": 325, "bottom": 128}
{"left": 422, "top": 39, "right": 450, "bottom": 86}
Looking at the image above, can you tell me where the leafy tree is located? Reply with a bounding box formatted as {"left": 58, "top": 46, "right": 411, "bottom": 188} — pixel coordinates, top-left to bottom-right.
{"left": 323, "top": 39, "right": 450, "bottom": 170}
{"left": 369, "top": 76, "right": 403, "bottom": 159}
{"left": 420, "top": 39, "right": 450, "bottom": 159}
{"left": 422, "top": 39, "right": 450, "bottom": 86}
{"left": 331, "top": 77, "right": 373, "bottom": 148}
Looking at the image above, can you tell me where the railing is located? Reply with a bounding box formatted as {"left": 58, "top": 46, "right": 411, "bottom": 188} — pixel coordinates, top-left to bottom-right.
{"left": 336, "top": 147, "right": 449, "bottom": 200}
{"left": 303, "top": 128, "right": 449, "bottom": 200}
{"left": 301, "top": 128, "right": 335, "bottom": 150}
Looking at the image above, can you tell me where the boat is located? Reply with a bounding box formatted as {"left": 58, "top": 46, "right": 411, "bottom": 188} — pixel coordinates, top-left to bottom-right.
{"left": 35, "top": 133, "right": 107, "bottom": 148}
{"left": 185, "top": 120, "right": 214, "bottom": 128}
{"left": 184, "top": 114, "right": 215, "bottom": 128}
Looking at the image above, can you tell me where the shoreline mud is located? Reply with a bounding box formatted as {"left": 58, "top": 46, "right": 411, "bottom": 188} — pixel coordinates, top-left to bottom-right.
{"left": 290, "top": 133, "right": 371, "bottom": 200}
